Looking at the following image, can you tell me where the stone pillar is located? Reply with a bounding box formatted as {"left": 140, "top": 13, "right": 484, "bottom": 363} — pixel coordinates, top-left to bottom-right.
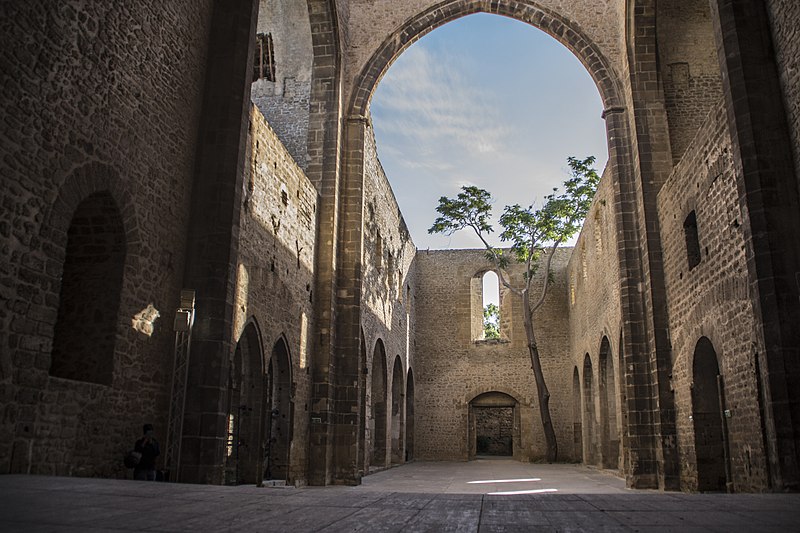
{"left": 179, "top": 0, "right": 258, "bottom": 484}
{"left": 603, "top": 105, "right": 662, "bottom": 489}
{"left": 305, "top": 0, "right": 342, "bottom": 486}
{"left": 711, "top": 0, "right": 800, "bottom": 490}
{"left": 330, "top": 115, "right": 368, "bottom": 484}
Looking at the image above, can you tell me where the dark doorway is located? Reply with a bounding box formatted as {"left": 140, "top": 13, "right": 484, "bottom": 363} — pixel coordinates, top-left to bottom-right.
{"left": 225, "top": 322, "right": 264, "bottom": 485}
{"left": 390, "top": 356, "right": 404, "bottom": 464}
{"left": 599, "top": 337, "right": 619, "bottom": 469}
{"left": 583, "top": 354, "right": 596, "bottom": 465}
{"left": 405, "top": 369, "right": 415, "bottom": 461}
{"left": 469, "top": 392, "right": 517, "bottom": 458}
{"left": 692, "top": 336, "right": 729, "bottom": 491}
{"left": 266, "top": 337, "right": 292, "bottom": 482}
{"left": 572, "top": 366, "right": 583, "bottom": 462}
{"left": 370, "top": 340, "right": 388, "bottom": 468}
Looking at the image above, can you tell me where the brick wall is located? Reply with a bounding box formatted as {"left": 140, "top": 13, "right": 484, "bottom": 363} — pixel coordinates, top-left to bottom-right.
{"left": 0, "top": 0, "right": 214, "bottom": 476}
{"left": 234, "top": 105, "right": 319, "bottom": 484}
{"left": 657, "top": 99, "right": 769, "bottom": 491}
{"left": 414, "top": 248, "right": 573, "bottom": 462}
{"left": 361, "top": 120, "right": 416, "bottom": 470}
{"left": 251, "top": 0, "right": 314, "bottom": 171}
{"left": 567, "top": 167, "right": 624, "bottom": 469}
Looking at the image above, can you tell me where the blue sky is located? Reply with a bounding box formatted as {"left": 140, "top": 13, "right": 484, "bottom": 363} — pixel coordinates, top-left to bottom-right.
{"left": 370, "top": 13, "right": 608, "bottom": 252}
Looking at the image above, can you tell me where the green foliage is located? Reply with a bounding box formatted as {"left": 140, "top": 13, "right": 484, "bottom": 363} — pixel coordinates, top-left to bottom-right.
{"left": 429, "top": 186, "right": 493, "bottom": 236}
{"left": 429, "top": 156, "right": 600, "bottom": 283}
{"left": 483, "top": 303, "right": 500, "bottom": 339}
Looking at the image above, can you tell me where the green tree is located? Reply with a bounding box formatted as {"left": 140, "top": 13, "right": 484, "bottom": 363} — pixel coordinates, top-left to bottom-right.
{"left": 483, "top": 303, "right": 500, "bottom": 339}
{"left": 429, "top": 156, "right": 600, "bottom": 462}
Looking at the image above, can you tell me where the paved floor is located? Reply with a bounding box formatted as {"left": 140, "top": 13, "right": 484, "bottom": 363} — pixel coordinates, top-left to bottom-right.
{"left": 1, "top": 459, "right": 799, "bottom": 532}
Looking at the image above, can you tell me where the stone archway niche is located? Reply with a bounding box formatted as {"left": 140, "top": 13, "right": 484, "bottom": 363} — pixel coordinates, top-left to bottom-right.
{"left": 468, "top": 392, "right": 519, "bottom": 459}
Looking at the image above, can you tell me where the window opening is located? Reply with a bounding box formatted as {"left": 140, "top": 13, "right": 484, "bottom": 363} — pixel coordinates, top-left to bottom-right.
{"left": 253, "top": 33, "right": 276, "bottom": 82}
{"left": 684, "top": 210, "right": 701, "bottom": 270}
{"left": 482, "top": 271, "right": 500, "bottom": 340}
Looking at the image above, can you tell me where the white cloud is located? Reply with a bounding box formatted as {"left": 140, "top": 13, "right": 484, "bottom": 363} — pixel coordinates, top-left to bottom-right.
{"left": 372, "top": 46, "right": 508, "bottom": 157}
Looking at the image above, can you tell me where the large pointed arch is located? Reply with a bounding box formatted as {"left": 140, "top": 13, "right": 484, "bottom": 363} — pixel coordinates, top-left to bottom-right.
{"left": 266, "top": 335, "right": 293, "bottom": 482}
{"left": 349, "top": 0, "right": 623, "bottom": 116}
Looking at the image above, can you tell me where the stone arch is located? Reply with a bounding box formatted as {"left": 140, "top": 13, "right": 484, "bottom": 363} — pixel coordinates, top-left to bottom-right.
{"left": 49, "top": 190, "right": 127, "bottom": 386}
{"left": 599, "top": 336, "right": 619, "bottom": 469}
{"left": 349, "top": 0, "right": 623, "bottom": 116}
{"left": 468, "top": 391, "right": 519, "bottom": 459}
{"left": 266, "top": 335, "right": 293, "bottom": 482}
{"left": 43, "top": 163, "right": 140, "bottom": 387}
{"left": 370, "top": 338, "right": 388, "bottom": 468}
{"left": 225, "top": 319, "right": 265, "bottom": 485}
{"left": 572, "top": 366, "right": 583, "bottom": 462}
{"left": 583, "top": 353, "right": 597, "bottom": 465}
{"left": 405, "top": 368, "right": 415, "bottom": 461}
{"left": 691, "top": 336, "right": 729, "bottom": 491}
{"left": 390, "top": 355, "right": 405, "bottom": 464}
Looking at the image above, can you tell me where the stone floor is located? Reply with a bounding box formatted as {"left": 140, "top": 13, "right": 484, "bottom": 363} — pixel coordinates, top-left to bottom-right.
{"left": 1, "top": 459, "right": 799, "bottom": 532}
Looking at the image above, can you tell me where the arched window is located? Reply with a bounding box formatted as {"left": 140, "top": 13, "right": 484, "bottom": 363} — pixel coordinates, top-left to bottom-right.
{"left": 50, "top": 191, "right": 126, "bottom": 386}
{"left": 474, "top": 271, "right": 500, "bottom": 340}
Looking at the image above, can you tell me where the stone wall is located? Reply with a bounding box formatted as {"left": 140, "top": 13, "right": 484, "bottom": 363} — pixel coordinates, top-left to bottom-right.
{"left": 0, "top": 0, "right": 214, "bottom": 476}
{"left": 234, "top": 104, "right": 319, "bottom": 485}
{"left": 361, "top": 119, "right": 416, "bottom": 470}
{"left": 768, "top": 0, "right": 800, "bottom": 188}
{"left": 657, "top": 0, "right": 723, "bottom": 163}
{"left": 251, "top": 0, "right": 314, "bottom": 171}
{"left": 567, "top": 167, "right": 624, "bottom": 469}
{"left": 414, "top": 248, "right": 573, "bottom": 462}
{"left": 657, "top": 99, "right": 769, "bottom": 492}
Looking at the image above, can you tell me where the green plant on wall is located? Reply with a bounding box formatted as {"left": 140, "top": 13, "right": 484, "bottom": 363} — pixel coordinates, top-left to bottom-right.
{"left": 483, "top": 303, "right": 500, "bottom": 339}
{"left": 429, "top": 156, "right": 599, "bottom": 462}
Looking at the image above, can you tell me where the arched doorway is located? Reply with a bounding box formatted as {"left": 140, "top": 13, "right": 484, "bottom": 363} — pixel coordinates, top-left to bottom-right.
{"left": 405, "top": 369, "right": 415, "bottom": 461}
{"left": 390, "top": 356, "right": 404, "bottom": 464}
{"left": 266, "top": 337, "right": 292, "bottom": 482}
{"left": 469, "top": 392, "right": 518, "bottom": 458}
{"left": 225, "top": 321, "right": 264, "bottom": 485}
{"left": 599, "top": 337, "right": 619, "bottom": 469}
{"left": 370, "top": 339, "right": 388, "bottom": 469}
{"left": 583, "top": 354, "right": 596, "bottom": 465}
{"left": 572, "top": 366, "right": 583, "bottom": 462}
{"left": 50, "top": 191, "right": 126, "bottom": 386}
{"left": 692, "top": 337, "right": 729, "bottom": 491}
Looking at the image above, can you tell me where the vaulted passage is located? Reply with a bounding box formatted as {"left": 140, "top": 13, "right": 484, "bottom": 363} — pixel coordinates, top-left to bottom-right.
{"left": 50, "top": 191, "right": 126, "bottom": 386}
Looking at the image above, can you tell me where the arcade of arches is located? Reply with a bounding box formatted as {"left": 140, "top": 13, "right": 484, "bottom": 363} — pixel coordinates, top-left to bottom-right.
{"left": 2, "top": 0, "right": 800, "bottom": 494}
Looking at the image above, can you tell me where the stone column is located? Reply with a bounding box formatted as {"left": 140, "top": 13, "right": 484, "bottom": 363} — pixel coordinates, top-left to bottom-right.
{"left": 711, "top": 0, "right": 800, "bottom": 490}
{"left": 179, "top": 0, "right": 258, "bottom": 484}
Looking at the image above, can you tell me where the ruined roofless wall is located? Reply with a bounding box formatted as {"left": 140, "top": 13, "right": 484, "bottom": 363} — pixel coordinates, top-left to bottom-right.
{"left": 657, "top": 99, "right": 769, "bottom": 492}
{"left": 235, "top": 104, "right": 319, "bottom": 485}
{"left": 413, "top": 248, "right": 572, "bottom": 462}
{"left": 361, "top": 118, "right": 417, "bottom": 469}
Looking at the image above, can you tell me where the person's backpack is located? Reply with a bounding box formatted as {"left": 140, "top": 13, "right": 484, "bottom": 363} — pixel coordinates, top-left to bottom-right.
{"left": 124, "top": 450, "right": 142, "bottom": 469}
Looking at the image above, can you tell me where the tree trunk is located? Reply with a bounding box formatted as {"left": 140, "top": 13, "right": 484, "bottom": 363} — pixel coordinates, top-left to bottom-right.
{"left": 522, "top": 290, "right": 558, "bottom": 462}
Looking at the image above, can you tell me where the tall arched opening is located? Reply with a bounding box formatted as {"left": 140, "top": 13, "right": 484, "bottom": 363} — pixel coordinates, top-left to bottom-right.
{"left": 572, "top": 366, "right": 583, "bottom": 462}
{"left": 359, "top": 328, "right": 368, "bottom": 475}
{"left": 225, "top": 321, "right": 265, "bottom": 485}
{"left": 266, "top": 337, "right": 293, "bottom": 482}
{"left": 583, "top": 354, "right": 596, "bottom": 465}
{"left": 468, "top": 391, "right": 518, "bottom": 458}
{"left": 405, "top": 369, "right": 415, "bottom": 461}
{"left": 50, "top": 191, "right": 126, "bottom": 386}
{"left": 370, "top": 339, "right": 388, "bottom": 469}
{"left": 390, "top": 355, "right": 404, "bottom": 464}
{"left": 692, "top": 337, "right": 729, "bottom": 491}
{"left": 599, "top": 337, "right": 619, "bottom": 469}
